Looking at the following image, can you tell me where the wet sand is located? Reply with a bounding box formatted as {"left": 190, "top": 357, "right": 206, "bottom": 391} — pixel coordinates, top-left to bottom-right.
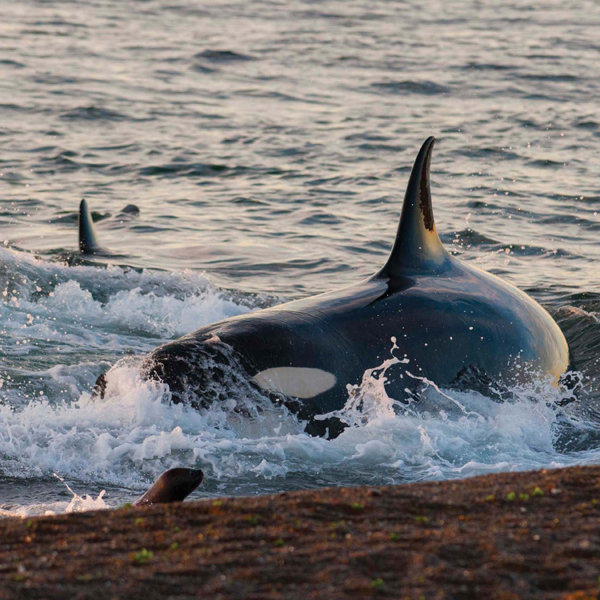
{"left": 2, "top": 465, "right": 600, "bottom": 599}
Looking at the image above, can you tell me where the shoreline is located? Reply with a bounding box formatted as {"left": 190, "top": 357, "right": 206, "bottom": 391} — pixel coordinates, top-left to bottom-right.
{"left": 2, "top": 465, "right": 600, "bottom": 599}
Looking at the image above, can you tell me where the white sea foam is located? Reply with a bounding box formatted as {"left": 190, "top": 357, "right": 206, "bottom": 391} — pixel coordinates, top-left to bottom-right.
{"left": 0, "top": 248, "right": 598, "bottom": 517}
{"left": 1, "top": 347, "right": 596, "bottom": 517}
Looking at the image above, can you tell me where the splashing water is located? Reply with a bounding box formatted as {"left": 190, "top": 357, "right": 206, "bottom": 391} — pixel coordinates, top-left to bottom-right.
{"left": 3, "top": 0, "right": 600, "bottom": 517}
{"left": 54, "top": 473, "right": 109, "bottom": 515}
{"left": 1, "top": 247, "right": 600, "bottom": 517}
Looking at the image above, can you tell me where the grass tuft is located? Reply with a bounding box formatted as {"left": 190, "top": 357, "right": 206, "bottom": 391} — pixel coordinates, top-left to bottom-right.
{"left": 133, "top": 548, "right": 153, "bottom": 564}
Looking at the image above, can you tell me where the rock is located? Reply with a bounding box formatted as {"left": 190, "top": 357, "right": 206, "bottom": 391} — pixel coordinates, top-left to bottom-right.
{"left": 2, "top": 466, "right": 600, "bottom": 599}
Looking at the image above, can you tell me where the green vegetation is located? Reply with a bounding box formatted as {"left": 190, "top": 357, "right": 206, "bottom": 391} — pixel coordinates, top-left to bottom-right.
{"left": 133, "top": 548, "right": 153, "bottom": 564}
{"left": 329, "top": 520, "right": 345, "bottom": 528}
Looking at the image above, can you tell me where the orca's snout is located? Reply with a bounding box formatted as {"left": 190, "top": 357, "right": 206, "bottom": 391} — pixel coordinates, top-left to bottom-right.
{"left": 90, "top": 346, "right": 190, "bottom": 403}
{"left": 139, "top": 337, "right": 243, "bottom": 409}
{"left": 142, "top": 345, "right": 192, "bottom": 402}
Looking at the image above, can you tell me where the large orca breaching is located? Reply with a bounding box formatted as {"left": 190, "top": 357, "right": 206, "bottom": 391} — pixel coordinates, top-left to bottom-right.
{"left": 93, "top": 137, "right": 570, "bottom": 438}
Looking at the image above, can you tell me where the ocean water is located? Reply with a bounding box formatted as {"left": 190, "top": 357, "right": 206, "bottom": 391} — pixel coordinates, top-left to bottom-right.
{"left": 2, "top": 0, "right": 600, "bottom": 515}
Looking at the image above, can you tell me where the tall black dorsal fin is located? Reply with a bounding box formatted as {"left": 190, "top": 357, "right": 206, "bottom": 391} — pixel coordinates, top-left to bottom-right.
{"left": 378, "top": 136, "right": 449, "bottom": 278}
{"left": 78, "top": 199, "right": 102, "bottom": 254}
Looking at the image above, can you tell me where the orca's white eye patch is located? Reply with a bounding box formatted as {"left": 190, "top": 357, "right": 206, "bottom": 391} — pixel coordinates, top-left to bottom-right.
{"left": 251, "top": 367, "right": 336, "bottom": 399}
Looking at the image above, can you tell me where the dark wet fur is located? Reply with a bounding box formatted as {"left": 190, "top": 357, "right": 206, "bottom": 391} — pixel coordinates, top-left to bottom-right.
{"left": 134, "top": 468, "right": 204, "bottom": 506}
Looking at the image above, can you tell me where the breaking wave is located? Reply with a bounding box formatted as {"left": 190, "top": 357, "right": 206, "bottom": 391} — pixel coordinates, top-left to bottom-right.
{"left": 1, "top": 248, "right": 599, "bottom": 516}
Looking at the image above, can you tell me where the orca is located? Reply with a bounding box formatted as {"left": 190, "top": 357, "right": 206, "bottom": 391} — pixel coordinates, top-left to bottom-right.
{"left": 94, "top": 137, "right": 570, "bottom": 438}
{"left": 79, "top": 199, "right": 105, "bottom": 255}
{"left": 78, "top": 199, "right": 140, "bottom": 255}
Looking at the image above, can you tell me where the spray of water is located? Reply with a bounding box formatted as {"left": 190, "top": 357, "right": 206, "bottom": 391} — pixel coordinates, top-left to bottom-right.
{"left": 0, "top": 248, "right": 599, "bottom": 516}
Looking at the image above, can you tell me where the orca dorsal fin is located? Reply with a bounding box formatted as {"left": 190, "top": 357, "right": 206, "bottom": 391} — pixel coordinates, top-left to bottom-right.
{"left": 378, "top": 136, "right": 449, "bottom": 278}
{"left": 78, "top": 199, "right": 102, "bottom": 254}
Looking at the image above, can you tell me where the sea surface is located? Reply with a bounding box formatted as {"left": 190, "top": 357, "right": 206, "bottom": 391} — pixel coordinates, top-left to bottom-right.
{"left": 2, "top": 0, "right": 600, "bottom": 515}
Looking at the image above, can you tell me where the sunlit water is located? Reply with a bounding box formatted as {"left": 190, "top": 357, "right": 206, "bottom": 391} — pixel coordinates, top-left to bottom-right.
{"left": 2, "top": 0, "right": 600, "bottom": 515}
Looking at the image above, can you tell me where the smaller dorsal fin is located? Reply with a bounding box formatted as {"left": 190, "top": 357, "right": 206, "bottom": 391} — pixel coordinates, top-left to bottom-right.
{"left": 78, "top": 199, "right": 102, "bottom": 254}
{"left": 378, "top": 136, "right": 449, "bottom": 278}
